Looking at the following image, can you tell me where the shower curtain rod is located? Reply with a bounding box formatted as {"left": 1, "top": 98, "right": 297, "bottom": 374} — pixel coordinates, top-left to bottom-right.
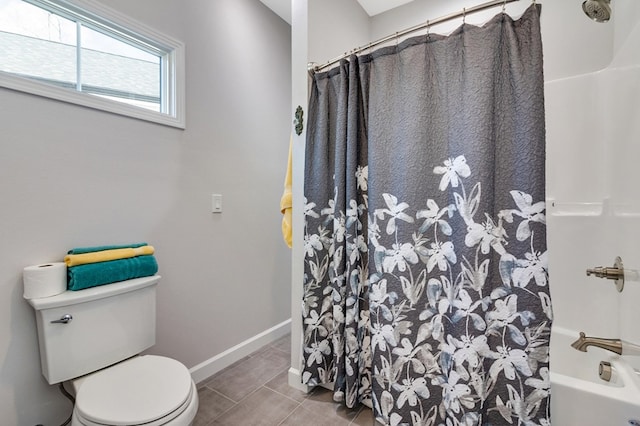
{"left": 308, "top": 0, "right": 526, "bottom": 75}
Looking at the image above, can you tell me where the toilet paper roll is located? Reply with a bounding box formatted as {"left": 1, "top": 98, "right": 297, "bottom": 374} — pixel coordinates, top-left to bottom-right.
{"left": 23, "top": 262, "right": 67, "bottom": 299}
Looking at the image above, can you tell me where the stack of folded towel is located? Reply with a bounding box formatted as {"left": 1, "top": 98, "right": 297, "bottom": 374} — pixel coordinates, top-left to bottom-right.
{"left": 65, "top": 242, "right": 158, "bottom": 291}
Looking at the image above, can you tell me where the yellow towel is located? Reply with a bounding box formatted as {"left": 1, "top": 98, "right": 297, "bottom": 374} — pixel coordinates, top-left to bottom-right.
{"left": 280, "top": 136, "right": 293, "bottom": 248}
{"left": 64, "top": 245, "right": 155, "bottom": 267}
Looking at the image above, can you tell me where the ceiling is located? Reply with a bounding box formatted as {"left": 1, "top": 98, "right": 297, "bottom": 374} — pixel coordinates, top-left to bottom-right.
{"left": 356, "top": 0, "right": 416, "bottom": 16}
{"left": 259, "top": 0, "right": 416, "bottom": 25}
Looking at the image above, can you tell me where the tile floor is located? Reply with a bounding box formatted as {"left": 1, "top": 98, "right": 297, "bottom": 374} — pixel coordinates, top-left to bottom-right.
{"left": 193, "top": 333, "right": 375, "bottom": 426}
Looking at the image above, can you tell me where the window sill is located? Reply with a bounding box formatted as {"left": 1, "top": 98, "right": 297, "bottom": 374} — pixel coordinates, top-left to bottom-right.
{"left": 0, "top": 71, "right": 185, "bottom": 129}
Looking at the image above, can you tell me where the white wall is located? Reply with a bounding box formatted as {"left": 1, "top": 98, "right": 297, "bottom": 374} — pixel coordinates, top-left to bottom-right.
{"left": 0, "top": 0, "right": 292, "bottom": 424}
{"left": 308, "top": 0, "right": 370, "bottom": 68}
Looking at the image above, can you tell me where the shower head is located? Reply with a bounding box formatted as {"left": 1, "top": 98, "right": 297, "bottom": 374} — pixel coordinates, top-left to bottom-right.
{"left": 582, "top": 0, "right": 611, "bottom": 23}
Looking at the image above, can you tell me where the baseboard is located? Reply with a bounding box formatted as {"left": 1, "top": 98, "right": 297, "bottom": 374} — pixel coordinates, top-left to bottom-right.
{"left": 189, "top": 318, "right": 292, "bottom": 384}
{"left": 287, "top": 367, "right": 313, "bottom": 393}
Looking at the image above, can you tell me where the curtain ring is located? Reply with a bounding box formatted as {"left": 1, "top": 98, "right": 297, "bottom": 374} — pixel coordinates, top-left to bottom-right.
{"left": 426, "top": 20, "right": 430, "bottom": 39}
{"left": 502, "top": 0, "right": 507, "bottom": 13}
{"left": 462, "top": 7, "right": 466, "bottom": 23}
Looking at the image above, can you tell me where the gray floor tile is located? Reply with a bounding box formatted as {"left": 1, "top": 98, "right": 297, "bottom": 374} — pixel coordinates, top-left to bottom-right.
{"left": 280, "top": 405, "right": 353, "bottom": 426}
{"left": 205, "top": 347, "right": 290, "bottom": 402}
{"left": 350, "top": 405, "right": 376, "bottom": 425}
{"left": 264, "top": 369, "right": 310, "bottom": 403}
{"left": 300, "top": 387, "right": 361, "bottom": 423}
{"left": 270, "top": 334, "right": 291, "bottom": 354}
{"left": 200, "top": 355, "right": 252, "bottom": 387}
{"left": 194, "top": 333, "right": 372, "bottom": 426}
{"left": 213, "top": 387, "right": 300, "bottom": 426}
{"left": 193, "top": 387, "right": 236, "bottom": 426}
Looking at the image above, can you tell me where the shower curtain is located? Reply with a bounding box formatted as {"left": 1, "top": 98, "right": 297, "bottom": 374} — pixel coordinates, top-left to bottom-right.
{"left": 302, "top": 4, "right": 551, "bottom": 425}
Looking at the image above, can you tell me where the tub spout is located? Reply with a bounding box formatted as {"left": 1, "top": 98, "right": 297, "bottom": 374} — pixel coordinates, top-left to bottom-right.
{"left": 571, "top": 331, "right": 623, "bottom": 355}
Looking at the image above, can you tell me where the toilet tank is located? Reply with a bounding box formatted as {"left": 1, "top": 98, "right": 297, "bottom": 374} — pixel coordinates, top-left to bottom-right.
{"left": 26, "top": 275, "right": 159, "bottom": 384}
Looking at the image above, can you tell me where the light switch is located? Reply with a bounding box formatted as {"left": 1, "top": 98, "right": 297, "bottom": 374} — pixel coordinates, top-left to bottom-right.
{"left": 212, "top": 194, "right": 223, "bottom": 213}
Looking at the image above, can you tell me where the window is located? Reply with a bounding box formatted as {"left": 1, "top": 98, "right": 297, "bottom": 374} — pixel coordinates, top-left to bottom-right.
{"left": 0, "top": 0, "right": 185, "bottom": 128}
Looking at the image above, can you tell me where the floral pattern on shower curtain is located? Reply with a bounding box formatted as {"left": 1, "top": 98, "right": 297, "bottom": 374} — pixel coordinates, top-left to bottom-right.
{"left": 302, "top": 5, "right": 551, "bottom": 425}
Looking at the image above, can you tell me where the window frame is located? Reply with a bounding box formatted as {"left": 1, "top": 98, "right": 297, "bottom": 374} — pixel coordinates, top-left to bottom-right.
{"left": 0, "top": 0, "right": 186, "bottom": 128}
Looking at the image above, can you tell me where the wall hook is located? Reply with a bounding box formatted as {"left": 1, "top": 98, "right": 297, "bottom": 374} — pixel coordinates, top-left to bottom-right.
{"left": 294, "top": 106, "right": 304, "bottom": 136}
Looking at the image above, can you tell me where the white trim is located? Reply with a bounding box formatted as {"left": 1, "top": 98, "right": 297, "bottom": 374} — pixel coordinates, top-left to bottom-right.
{"left": 0, "top": 72, "right": 184, "bottom": 128}
{"left": 189, "top": 319, "right": 292, "bottom": 384}
{"left": 1, "top": 0, "right": 186, "bottom": 129}
{"left": 290, "top": 0, "right": 309, "bottom": 403}
{"left": 287, "top": 367, "right": 312, "bottom": 393}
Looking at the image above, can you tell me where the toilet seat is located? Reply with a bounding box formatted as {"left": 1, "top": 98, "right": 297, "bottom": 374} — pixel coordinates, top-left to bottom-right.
{"left": 73, "top": 355, "right": 195, "bottom": 426}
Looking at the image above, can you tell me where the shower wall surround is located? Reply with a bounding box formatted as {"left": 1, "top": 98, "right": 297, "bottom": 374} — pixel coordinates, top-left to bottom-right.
{"left": 546, "top": 0, "right": 640, "bottom": 339}
{"left": 545, "top": 4, "right": 640, "bottom": 421}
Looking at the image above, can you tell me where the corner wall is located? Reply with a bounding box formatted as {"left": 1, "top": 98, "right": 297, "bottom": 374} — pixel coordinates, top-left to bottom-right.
{"left": 289, "top": 0, "right": 371, "bottom": 390}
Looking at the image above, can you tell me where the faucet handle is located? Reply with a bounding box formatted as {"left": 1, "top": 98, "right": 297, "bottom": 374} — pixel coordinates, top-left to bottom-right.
{"left": 586, "top": 266, "right": 622, "bottom": 278}
{"left": 586, "top": 256, "right": 624, "bottom": 292}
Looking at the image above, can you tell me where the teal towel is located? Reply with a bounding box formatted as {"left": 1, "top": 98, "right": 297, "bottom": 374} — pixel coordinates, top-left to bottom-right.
{"left": 68, "top": 242, "right": 147, "bottom": 255}
{"left": 67, "top": 255, "right": 158, "bottom": 291}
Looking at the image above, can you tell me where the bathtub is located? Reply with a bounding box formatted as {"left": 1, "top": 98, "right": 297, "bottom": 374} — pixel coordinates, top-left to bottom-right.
{"left": 551, "top": 326, "right": 640, "bottom": 424}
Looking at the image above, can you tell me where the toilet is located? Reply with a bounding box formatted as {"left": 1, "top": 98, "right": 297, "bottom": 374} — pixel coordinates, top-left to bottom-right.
{"left": 26, "top": 275, "right": 198, "bottom": 425}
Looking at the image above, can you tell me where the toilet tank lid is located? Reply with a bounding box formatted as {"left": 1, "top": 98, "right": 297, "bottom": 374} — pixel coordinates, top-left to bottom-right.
{"left": 26, "top": 275, "right": 160, "bottom": 310}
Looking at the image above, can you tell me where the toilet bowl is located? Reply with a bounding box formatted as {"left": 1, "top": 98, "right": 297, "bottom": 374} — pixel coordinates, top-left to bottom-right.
{"left": 71, "top": 355, "right": 198, "bottom": 426}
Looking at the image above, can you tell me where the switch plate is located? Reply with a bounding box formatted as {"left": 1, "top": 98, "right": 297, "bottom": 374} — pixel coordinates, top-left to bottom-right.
{"left": 212, "top": 194, "right": 222, "bottom": 213}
